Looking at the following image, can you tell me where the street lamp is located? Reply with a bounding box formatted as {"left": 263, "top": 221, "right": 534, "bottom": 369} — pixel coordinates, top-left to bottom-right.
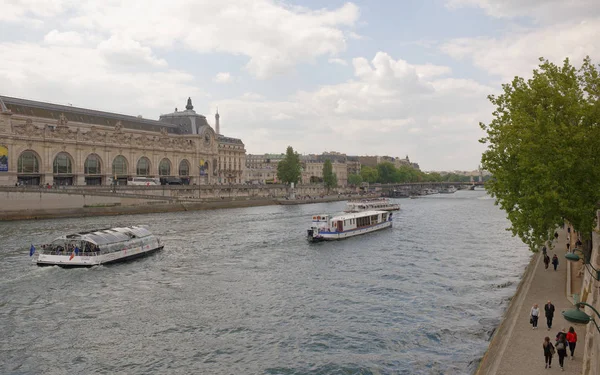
{"left": 564, "top": 248, "right": 600, "bottom": 280}
{"left": 562, "top": 302, "right": 600, "bottom": 334}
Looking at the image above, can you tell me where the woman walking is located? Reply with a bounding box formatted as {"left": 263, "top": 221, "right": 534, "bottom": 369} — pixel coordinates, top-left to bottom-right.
{"left": 544, "top": 254, "right": 550, "bottom": 270}
{"left": 543, "top": 336, "right": 555, "bottom": 369}
{"left": 531, "top": 304, "right": 540, "bottom": 329}
{"left": 556, "top": 332, "right": 568, "bottom": 371}
{"left": 566, "top": 326, "right": 577, "bottom": 359}
{"left": 552, "top": 254, "right": 559, "bottom": 271}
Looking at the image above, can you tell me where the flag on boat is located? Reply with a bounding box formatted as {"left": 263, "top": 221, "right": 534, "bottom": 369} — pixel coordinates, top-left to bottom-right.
{"left": 74, "top": 246, "right": 79, "bottom": 256}
{"left": 29, "top": 244, "right": 35, "bottom": 256}
{"left": 69, "top": 251, "right": 75, "bottom": 260}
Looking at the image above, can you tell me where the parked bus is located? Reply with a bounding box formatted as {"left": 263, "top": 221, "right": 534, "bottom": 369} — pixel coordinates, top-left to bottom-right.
{"left": 127, "top": 177, "right": 159, "bottom": 186}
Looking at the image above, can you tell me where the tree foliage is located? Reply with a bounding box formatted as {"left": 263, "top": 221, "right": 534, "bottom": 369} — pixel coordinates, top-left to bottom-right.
{"left": 323, "top": 159, "right": 338, "bottom": 191}
{"left": 347, "top": 173, "right": 363, "bottom": 186}
{"left": 276, "top": 146, "right": 302, "bottom": 185}
{"left": 480, "top": 56, "right": 600, "bottom": 250}
{"left": 360, "top": 166, "right": 379, "bottom": 183}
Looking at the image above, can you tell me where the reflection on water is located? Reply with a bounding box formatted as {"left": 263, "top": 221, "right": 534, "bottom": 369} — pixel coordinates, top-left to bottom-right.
{"left": 0, "top": 190, "right": 530, "bottom": 375}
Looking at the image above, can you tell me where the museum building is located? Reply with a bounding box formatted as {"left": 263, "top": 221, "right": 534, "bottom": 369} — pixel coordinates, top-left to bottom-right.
{"left": 0, "top": 95, "right": 245, "bottom": 186}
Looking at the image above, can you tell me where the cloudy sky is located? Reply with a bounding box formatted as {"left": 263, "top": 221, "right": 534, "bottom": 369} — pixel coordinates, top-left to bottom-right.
{"left": 1, "top": 0, "right": 599, "bottom": 171}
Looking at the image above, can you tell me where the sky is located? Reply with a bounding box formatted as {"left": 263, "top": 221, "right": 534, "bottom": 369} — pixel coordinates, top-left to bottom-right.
{"left": 1, "top": 0, "right": 599, "bottom": 171}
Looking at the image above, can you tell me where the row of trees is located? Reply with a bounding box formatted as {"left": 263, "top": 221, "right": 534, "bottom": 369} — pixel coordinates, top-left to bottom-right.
{"left": 481, "top": 56, "right": 600, "bottom": 251}
{"left": 276, "top": 146, "right": 475, "bottom": 190}
{"left": 348, "top": 162, "right": 474, "bottom": 185}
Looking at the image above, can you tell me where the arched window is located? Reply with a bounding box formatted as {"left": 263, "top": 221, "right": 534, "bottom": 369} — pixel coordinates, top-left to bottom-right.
{"left": 53, "top": 152, "right": 72, "bottom": 174}
{"left": 17, "top": 151, "right": 39, "bottom": 173}
{"left": 159, "top": 158, "right": 171, "bottom": 176}
{"left": 84, "top": 154, "right": 101, "bottom": 175}
{"left": 112, "top": 155, "right": 128, "bottom": 176}
{"left": 179, "top": 159, "right": 190, "bottom": 176}
{"left": 137, "top": 157, "right": 151, "bottom": 176}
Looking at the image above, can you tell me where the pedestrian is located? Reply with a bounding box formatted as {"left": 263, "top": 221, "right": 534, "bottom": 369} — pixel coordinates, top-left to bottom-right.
{"left": 566, "top": 326, "right": 577, "bottom": 360}
{"left": 543, "top": 336, "right": 555, "bottom": 369}
{"left": 554, "top": 231, "right": 559, "bottom": 240}
{"left": 542, "top": 245, "right": 547, "bottom": 255}
{"left": 531, "top": 303, "right": 540, "bottom": 329}
{"left": 567, "top": 226, "right": 571, "bottom": 235}
{"left": 555, "top": 332, "right": 568, "bottom": 370}
{"left": 552, "top": 254, "right": 559, "bottom": 271}
{"left": 544, "top": 300, "right": 555, "bottom": 330}
{"left": 566, "top": 242, "right": 571, "bottom": 252}
{"left": 544, "top": 254, "right": 550, "bottom": 270}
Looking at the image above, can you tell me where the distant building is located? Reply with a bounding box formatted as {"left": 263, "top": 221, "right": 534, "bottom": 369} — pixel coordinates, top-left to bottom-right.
{"left": 0, "top": 95, "right": 245, "bottom": 186}
{"left": 244, "top": 153, "right": 285, "bottom": 184}
{"left": 300, "top": 154, "right": 348, "bottom": 187}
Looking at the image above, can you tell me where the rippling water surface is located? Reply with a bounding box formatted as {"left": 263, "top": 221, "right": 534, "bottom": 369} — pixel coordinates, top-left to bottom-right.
{"left": 0, "top": 190, "right": 531, "bottom": 375}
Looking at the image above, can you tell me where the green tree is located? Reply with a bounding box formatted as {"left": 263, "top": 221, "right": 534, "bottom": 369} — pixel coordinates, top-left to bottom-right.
{"left": 480, "top": 57, "right": 600, "bottom": 250}
{"left": 323, "top": 159, "right": 338, "bottom": 191}
{"left": 360, "top": 166, "right": 379, "bottom": 183}
{"left": 347, "top": 173, "right": 363, "bottom": 186}
{"left": 377, "top": 162, "right": 397, "bottom": 183}
{"left": 276, "top": 146, "right": 302, "bottom": 185}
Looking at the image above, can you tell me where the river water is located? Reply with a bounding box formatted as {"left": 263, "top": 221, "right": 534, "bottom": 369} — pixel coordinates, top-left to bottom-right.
{"left": 0, "top": 190, "right": 531, "bottom": 375}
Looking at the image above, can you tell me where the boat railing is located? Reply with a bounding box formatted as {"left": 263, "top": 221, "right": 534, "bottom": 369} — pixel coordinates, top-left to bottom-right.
{"left": 40, "top": 250, "right": 100, "bottom": 256}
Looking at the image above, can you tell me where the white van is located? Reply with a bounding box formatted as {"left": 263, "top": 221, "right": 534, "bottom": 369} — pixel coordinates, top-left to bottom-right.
{"left": 127, "top": 177, "right": 159, "bottom": 186}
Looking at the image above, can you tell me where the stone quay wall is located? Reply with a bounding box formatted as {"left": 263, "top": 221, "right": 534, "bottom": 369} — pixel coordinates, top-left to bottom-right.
{"left": 0, "top": 185, "right": 363, "bottom": 220}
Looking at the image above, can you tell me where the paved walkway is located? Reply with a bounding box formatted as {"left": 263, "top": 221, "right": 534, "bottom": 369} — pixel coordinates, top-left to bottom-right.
{"left": 478, "top": 227, "right": 585, "bottom": 374}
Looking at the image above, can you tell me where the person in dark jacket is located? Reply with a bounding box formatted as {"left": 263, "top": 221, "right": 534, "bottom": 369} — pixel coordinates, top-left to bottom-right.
{"left": 555, "top": 332, "right": 568, "bottom": 370}
{"left": 552, "top": 254, "right": 559, "bottom": 271}
{"left": 543, "top": 336, "right": 555, "bottom": 369}
{"left": 544, "top": 254, "right": 550, "bottom": 270}
{"left": 545, "top": 300, "right": 555, "bottom": 330}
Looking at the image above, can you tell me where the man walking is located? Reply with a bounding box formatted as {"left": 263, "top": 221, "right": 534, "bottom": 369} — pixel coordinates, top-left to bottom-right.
{"left": 545, "top": 300, "right": 556, "bottom": 330}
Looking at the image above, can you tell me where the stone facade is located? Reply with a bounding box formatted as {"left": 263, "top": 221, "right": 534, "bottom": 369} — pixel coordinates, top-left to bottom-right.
{"left": 301, "top": 160, "right": 348, "bottom": 187}
{"left": 0, "top": 96, "right": 245, "bottom": 186}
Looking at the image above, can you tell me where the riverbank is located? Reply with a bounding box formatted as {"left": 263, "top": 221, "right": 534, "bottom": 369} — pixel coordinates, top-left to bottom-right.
{"left": 475, "top": 227, "right": 584, "bottom": 374}
{"left": 0, "top": 193, "right": 359, "bottom": 221}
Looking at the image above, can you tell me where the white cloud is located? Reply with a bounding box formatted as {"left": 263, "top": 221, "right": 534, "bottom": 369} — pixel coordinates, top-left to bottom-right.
{"left": 97, "top": 35, "right": 167, "bottom": 68}
{"left": 0, "top": 41, "right": 202, "bottom": 117}
{"left": 328, "top": 58, "right": 348, "bottom": 66}
{"left": 16, "top": 0, "right": 360, "bottom": 79}
{"left": 445, "top": 0, "right": 600, "bottom": 23}
{"left": 211, "top": 52, "right": 493, "bottom": 170}
{"left": 214, "top": 72, "right": 233, "bottom": 83}
{"left": 441, "top": 19, "right": 600, "bottom": 81}
{"left": 43, "top": 30, "right": 84, "bottom": 45}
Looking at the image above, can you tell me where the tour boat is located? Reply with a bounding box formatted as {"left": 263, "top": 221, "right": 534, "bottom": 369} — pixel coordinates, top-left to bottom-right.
{"left": 34, "top": 226, "right": 163, "bottom": 267}
{"left": 344, "top": 197, "right": 400, "bottom": 213}
{"left": 307, "top": 210, "right": 393, "bottom": 242}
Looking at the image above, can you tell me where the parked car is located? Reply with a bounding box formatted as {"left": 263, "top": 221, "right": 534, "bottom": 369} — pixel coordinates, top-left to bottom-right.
{"left": 161, "top": 177, "right": 183, "bottom": 185}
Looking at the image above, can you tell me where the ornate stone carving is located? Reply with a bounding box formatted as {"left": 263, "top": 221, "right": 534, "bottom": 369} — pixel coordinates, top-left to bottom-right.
{"left": 115, "top": 121, "right": 123, "bottom": 132}
{"left": 13, "top": 118, "right": 44, "bottom": 137}
{"left": 81, "top": 126, "right": 106, "bottom": 142}
{"left": 160, "top": 127, "right": 168, "bottom": 137}
{"left": 57, "top": 113, "right": 69, "bottom": 127}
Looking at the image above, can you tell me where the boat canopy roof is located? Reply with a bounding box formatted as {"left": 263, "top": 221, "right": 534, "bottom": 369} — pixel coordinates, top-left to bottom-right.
{"left": 57, "top": 226, "right": 153, "bottom": 246}
{"left": 331, "top": 210, "right": 388, "bottom": 220}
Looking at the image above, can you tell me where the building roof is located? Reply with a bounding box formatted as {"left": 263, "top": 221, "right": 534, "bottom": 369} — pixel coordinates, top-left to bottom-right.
{"left": 0, "top": 96, "right": 8, "bottom": 112}
{"left": 0, "top": 95, "right": 180, "bottom": 134}
{"left": 217, "top": 134, "right": 244, "bottom": 145}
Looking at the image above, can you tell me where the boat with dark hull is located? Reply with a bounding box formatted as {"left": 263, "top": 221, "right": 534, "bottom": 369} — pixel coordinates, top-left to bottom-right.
{"left": 34, "top": 226, "right": 163, "bottom": 267}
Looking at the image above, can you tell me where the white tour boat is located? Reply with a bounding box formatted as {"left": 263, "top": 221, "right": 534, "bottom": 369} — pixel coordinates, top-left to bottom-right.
{"left": 307, "top": 210, "right": 393, "bottom": 242}
{"left": 344, "top": 197, "right": 400, "bottom": 213}
{"left": 34, "top": 226, "right": 163, "bottom": 267}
